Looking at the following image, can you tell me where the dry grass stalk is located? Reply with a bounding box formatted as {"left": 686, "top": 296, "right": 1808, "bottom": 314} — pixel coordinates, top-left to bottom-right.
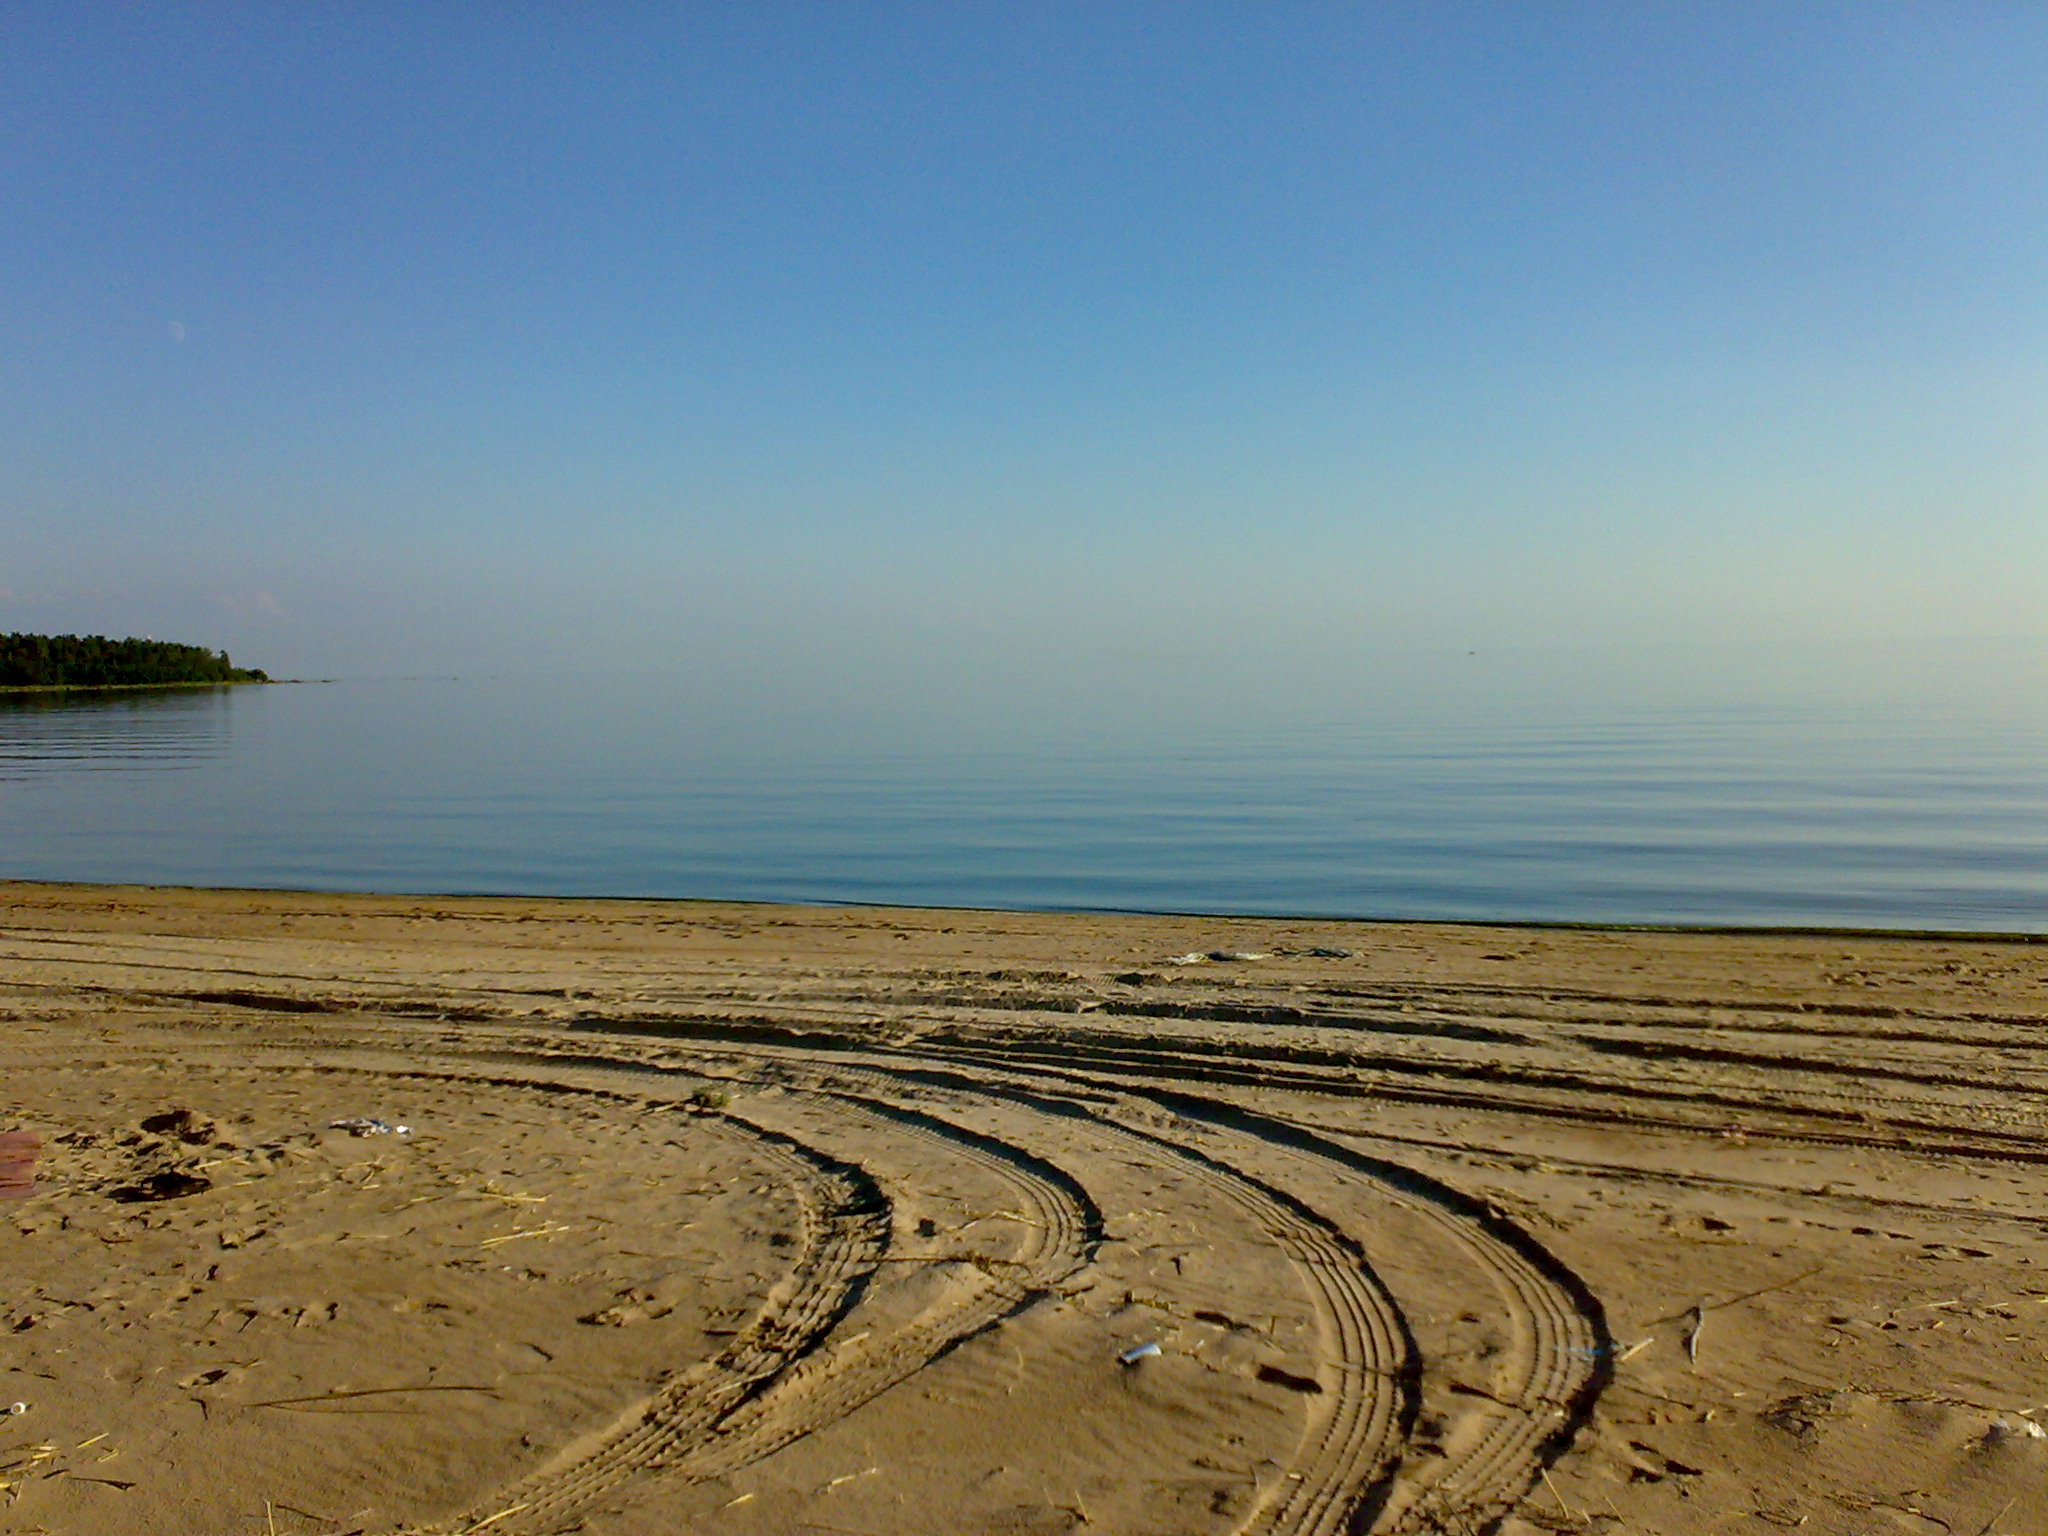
{"left": 462, "top": 1501, "right": 530, "bottom": 1532}
{"left": 252, "top": 1384, "right": 500, "bottom": 1410}
{"left": 478, "top": 1222, "right": 572, "bottom": 1247}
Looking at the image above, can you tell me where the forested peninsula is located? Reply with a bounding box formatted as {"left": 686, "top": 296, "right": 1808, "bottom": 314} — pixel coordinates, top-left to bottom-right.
{"left": 0, "top": 632, "right": 269, "bottom": 689}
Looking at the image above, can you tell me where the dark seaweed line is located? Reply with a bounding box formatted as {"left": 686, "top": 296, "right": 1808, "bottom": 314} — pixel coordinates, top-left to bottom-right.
{"left": 642, "top": 982, "right": 2048, "bottom": 1103}
{"left": 400, "top": 1021, "right": 2048, "bottom": 1183}
{"left": 1567, "top": 1031, "right": 2048, "bottom": 1097}
{"left": 779, "top": 968, "right": 2048, "bottom": 1031}
{"left": 1270, "top": 1116, "right": 2048, "bottom": 1235}
{"left": 554, "top": 1012, "right": 2048, "bottom": 1166}
{"left": 914, "top": 1035, "right": 2048, "bottom": 1171}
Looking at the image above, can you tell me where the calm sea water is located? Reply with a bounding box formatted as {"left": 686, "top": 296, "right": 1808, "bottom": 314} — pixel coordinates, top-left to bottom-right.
{"left": 3, "top": 652, "right": 2045, "bottom": 930}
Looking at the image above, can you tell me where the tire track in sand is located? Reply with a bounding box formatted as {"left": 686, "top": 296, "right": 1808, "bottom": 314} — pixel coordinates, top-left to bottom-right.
{"left": 403, "top": 1036, "right": 1603, "bottom": 1535}
{"left": 441, "top": 1111, "right": 888, "bottom": 1536}
{"left": 85, "top": 1017, "right": 1595, "bottom": 1536}
{"left": 1146, "top": 1091, "right": 1606, "bottom": 1536}
{"left": 442, "top": 1069, "right": 1101, "bottom": 1533}
{"left": 658, "top": 1087, "right": 1103, "bottom": 1483}
{"left": 862, "top": 1047, "right": 1606, "bottom": 1536}
{"left": 732, "top": 1052, "right": 1419, "bottom": 1536}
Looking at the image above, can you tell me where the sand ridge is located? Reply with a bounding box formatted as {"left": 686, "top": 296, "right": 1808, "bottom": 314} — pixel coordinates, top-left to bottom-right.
{"left": 3, "top": 881, "right": 2047, "bottom": 1535}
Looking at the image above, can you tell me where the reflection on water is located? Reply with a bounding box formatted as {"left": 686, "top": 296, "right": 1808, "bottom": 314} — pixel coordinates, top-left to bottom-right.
{"left": 0, "top": 688, "right": 236, "bottom": 778}
{"left": 1, "top": 666, "right": 2044, "bottom": 930}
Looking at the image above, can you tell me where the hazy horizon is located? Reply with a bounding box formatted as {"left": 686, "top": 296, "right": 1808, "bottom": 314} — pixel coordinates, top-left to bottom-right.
{"left": 5, "top": 6, "right": 2044, "bottom": 698}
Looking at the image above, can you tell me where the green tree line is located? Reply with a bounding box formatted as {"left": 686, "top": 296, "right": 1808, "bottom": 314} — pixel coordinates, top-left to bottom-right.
{"left": 0, "top": 632, "right": 269, "bottom": 688}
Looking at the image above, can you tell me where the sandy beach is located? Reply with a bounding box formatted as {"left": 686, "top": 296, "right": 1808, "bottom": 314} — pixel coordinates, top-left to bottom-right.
{"left": 4, "top": 881, "right": 2047, "bottom": 1536}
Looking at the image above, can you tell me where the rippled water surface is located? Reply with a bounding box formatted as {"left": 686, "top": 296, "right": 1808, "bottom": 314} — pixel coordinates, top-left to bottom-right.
{"left": 3, "top": 655, "right": 2045, "bottom": 930}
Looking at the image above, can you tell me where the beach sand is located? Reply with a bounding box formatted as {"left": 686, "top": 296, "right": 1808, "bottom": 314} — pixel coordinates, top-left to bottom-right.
{"left": 4, "top": 880, "right": 2047, "bottom": 1536}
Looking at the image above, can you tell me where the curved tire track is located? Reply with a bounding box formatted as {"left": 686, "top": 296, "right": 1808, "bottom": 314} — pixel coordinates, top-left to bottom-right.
{"left": 661, "top": 1087, "right": 1103, "bottom": 1483}
{"left": 38, "top": 1007, "right": 1605, "bottom": 1536}
{"left": 454, "top": 1111, "right": 889, "bottom": 1535}
{"left": 727, "top": 1053, "right": 1419, "bottom": 1536}
{"left": 868, "top": 1048, "right": 1607, "bottom": 1536}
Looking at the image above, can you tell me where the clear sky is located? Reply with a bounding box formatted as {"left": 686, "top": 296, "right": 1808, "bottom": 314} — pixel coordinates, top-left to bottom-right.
{"left": 4, "top": 4, "right": 2044, "bottom": 693}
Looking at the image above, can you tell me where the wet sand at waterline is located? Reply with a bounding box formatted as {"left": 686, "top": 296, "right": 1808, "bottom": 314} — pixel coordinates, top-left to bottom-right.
{"left": 4, "top": 883, "right": 2047, "bottom": 1536}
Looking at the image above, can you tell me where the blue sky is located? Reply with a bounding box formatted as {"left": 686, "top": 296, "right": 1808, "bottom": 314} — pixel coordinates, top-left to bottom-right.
{"left": 3, "top": 3, "right": 2044, "bottom": 687}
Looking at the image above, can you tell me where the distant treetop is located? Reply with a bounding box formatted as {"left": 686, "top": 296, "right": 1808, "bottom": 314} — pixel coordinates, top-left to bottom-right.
{"left": 0, "top": 632, "right": 269, "bottom": 688}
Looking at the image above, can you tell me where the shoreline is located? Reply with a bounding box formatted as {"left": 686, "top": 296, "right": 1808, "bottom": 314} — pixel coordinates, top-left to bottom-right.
{"left": 7, "top": 875, "right": 2045, "bottom": 946}
{"left": 0, "top": 678, "right": 280, "bottom": 696}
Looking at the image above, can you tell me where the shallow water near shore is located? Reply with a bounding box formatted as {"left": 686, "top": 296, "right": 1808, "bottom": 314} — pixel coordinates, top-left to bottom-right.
{"left": 3, "top": 642, "right": 2045, "bottom": 930}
